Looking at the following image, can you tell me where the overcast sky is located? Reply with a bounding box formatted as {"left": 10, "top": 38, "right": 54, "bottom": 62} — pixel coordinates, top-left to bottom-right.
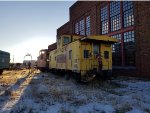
{"left": 0, "top": 1, "right": 75, "bottom": 63}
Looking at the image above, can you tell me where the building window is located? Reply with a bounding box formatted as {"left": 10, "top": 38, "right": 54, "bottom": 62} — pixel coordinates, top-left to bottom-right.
{"left": 79, "top": 19, "right": 85, "bottom": 35}
{"left": 100, "top": 1, "right": 135, "bottom": 67}
{"left": 110, "top": 1, "right": 121, "bottom": 32}
{"left": 75, "top": 22, "right": 79, "bottom": 34}
{"left": 74, "top": 16, "right": 90, "bottom": 36}
{"left": 112, "top": 34, "right": 121, "bottom": 52}
{"left": 86, "top": 16, "right": 90, "bottom": 35}
{"left": 123, "top": 1, "right": 134, "bottom": 28}
{"left": 124, "top": 31, "right": 135, "bottom": 49}
{"left": 101, "top": 6, "right": 108, "bottom": 34}
{"left": 124, "top": 30, "right": 135, "bottom": 66}
{"left": 110, "top": 15, "right": 121, "bottom": 31}
{"left": 112, "top": 34, "right": 122, "bottom": 66}
{"left": 100, "top": 1, "right": 134, "bottom": 33}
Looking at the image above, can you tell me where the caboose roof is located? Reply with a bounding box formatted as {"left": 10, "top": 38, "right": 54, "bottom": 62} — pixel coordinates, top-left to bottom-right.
{"left": 80, "top": 35, "right": 119, "bottom": 43}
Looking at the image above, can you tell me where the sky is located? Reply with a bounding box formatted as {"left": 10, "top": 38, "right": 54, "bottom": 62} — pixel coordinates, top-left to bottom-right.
{"left": 0, "top": 1, "right": 75, "bottom": 63}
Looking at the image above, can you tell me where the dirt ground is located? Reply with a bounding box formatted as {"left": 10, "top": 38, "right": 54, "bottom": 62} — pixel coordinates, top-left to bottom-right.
{"left": 0, "top": 69, "right": 150, "bottom": 113}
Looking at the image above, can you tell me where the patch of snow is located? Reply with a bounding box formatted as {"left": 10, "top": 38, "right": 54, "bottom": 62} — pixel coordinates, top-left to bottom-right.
{"left": 37, "top": 84, "right": 49, "bottom": 94}
{"left": 1, "top": 71, "right": 150, "bottom": 113}
{"left": 45, "top": 104, "right": 63, "bottom": 113}
{"left": 126, "top": 109, "right": 147, "bottom": 113}
{"left": 0, "top": 85, "right": 5, "bottom": 92}
{"left": 76, "top": 102, "right": 114, "bottom": 113}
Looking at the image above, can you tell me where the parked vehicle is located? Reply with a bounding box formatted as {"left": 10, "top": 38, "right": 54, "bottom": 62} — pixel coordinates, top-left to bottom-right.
{"left": 0, "top": 50, "right": 10, "bottom": 75}
{"left": 37, "top": 49, "right": 49, "bottom": 72}
{"left": 49, "top": 35, "right": 119, "bottom": 82}
{"left": 37, "top": 43, "right": 57, "bottom": 72}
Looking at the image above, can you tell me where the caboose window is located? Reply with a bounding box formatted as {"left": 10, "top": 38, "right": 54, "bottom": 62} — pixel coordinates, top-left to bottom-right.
{"left": 84, "top": 50, "right": 89, "bottom": 58}
{"left": 49, "top": 56, "right": 51, "bottom": 61}
{"left": 93, "top": 44, "right": 99, "bottom": 55}
{"left": 104, "top": 51, "right": 109, "bottom": 59}
{"left": 69, "top": 50, "right": 72, "bottom": 60}
{"left": 63, "top": 37, "right": 70, "bottom": 45}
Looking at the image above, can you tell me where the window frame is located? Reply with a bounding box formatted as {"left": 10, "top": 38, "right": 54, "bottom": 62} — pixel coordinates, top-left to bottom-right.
{"left": 101, "top": 5, "right": 109, "bottom": 34}
{"left": 100, "top": 1, "right": 135, "bottom": 67}
{"left": 123, "top": 1, "right": 134, "bottom": 28}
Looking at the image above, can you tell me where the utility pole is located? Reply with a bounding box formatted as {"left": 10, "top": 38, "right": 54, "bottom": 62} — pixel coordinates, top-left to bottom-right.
{"left": 13, "top": 55, "right": 14, "bottom": 63}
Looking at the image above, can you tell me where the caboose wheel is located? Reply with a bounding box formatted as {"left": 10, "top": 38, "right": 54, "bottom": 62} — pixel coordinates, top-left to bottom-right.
{"left": 0, "top": 69, "right": 3, "bottom": 75}
{"left": 75, "top": 73, "right": 81, "bottom": 83}
{"left": 86, "top": 70, "right": 96, "bottom": 82}
{"left": 65, "top": 73, "right": 70, "bottom": 80}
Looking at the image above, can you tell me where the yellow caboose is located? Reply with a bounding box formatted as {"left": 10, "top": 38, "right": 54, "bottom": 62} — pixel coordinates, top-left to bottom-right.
{"left": 49, "top": 35, "right": 118, "bottom": 82}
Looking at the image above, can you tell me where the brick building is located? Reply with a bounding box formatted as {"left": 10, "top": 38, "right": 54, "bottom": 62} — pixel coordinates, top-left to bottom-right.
{"left": 57, "top": 1, "right": 150, "bottom": 77}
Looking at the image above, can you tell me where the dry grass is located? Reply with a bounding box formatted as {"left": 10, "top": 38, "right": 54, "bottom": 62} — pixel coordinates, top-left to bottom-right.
{"left": 115, "top": 102, "right": 132, "bottom": 113}
{"left": 10, "top": 104, "right": 27, "bottom": 113}
{"left": 10, "top": 91, "right": 20, "bottom": 97}
{"left": 1, "top": 70, "right": 149, "bottom": 113}
{"left": 0, "top": 77, "right": 17, "bottom": 85}
{"left": 132, "top": 94, "right": 141, "bottom": 101}
{"left": 50, "top": 88, "right": 63, "bottom": 101}
{"left": 59, "top": 106, "right": 72, "bottom": 113}
{"left": 71, "top": 99, "right": 86, "bottom": 106}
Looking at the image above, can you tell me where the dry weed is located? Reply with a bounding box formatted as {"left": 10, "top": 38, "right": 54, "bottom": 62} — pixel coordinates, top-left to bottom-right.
{"left": 5, "top": 89, "right": 12, "bottom": 96}
{"left": 115, "top": 102, "right": 132, "bottom": 113}
{"left": 59, "top": 107, "right": 71, "bottom": 113}
{"left": 51, "top": 88, "right": 62, "bottom": 100}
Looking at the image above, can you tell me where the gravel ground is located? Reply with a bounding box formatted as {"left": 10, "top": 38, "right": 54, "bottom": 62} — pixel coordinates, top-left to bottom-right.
{"left": 0, "top": 69, "right": 150, "bottom": 113}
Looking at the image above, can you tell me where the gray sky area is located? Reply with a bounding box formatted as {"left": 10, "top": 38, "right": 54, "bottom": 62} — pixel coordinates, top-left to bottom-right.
{"left": 0, "top": 1, "right": 75, "bottom": 63}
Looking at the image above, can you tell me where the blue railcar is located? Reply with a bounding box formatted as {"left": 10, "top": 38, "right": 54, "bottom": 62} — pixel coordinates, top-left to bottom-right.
{"left": 0, "top": 50, "right": 10, "bottom": 75}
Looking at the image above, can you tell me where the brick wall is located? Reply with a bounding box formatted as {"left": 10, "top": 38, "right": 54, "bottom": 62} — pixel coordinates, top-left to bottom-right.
{"left": 57, "top": 21, "right": 71, "bottom": 37}
{"left": 48, "top": 43, "right": 57, "bottom": 51}
{"left": 69, "top": 1, "right": 98, "bottom": 35}
{"left": 134, "top": 2, "right": 150, "bottom": 77}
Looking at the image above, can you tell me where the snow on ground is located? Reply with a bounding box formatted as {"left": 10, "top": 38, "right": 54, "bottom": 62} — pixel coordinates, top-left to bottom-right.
{"left": 0, "top": 70, "right": 150, "bottom": 113}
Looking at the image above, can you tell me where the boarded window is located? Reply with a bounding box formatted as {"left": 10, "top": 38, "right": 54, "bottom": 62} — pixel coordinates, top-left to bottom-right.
{"left": 93, "top": 44, "right": 99, "bottom": 55}
{"left": 84, "top": 50, "right": 89, "bottom": 58}
{"left": 104, "top": 51, "right": 109, "bottom": 59}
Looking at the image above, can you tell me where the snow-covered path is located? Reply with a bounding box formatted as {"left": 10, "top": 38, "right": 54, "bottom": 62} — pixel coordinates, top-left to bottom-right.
{"left": 0, "top": 70, "right": 150, "bottom": 113}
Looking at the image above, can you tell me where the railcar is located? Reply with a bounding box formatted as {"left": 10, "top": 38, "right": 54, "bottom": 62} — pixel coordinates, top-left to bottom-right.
{"left": 49, "top": 35, "right": 119, "bottom": 82}
{"left": 0, "top": 50, "right": 10, "bottom": 75}
{"left": 37, "top": 43, "right": 57, "bottom": 72}
{"left": 37, "top": 49, "right": 49, "bottom": 71}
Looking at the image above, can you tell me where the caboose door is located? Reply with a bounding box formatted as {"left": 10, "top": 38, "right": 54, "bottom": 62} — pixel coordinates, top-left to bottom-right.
{"left": 68, "top": 50, "right": 72, "bottom": 68}
{"left": 100, "top": 43, "right": 112, "bottom": 70}
{"left": 92, "top": 43, "right": 100, "bottom": 71}
{"left": 80, "top": 42, "right": 92, "bottom": 75}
